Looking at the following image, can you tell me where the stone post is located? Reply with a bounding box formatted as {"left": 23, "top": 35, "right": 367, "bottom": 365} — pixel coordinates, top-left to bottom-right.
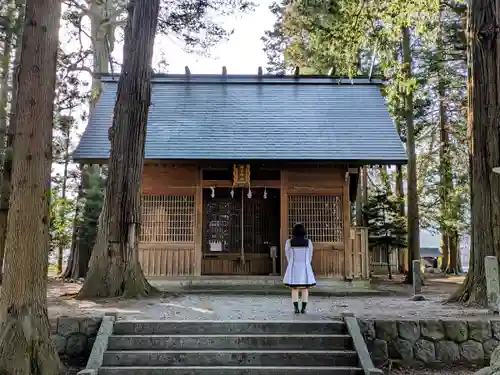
{"left": 412, "top": 260, "right": 422, "bottom": 295}
{"left": 485, "top": 256, "right": 500, "bottom": 314}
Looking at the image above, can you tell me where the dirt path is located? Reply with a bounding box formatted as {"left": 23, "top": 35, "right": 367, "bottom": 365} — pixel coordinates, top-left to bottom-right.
{"left": 47, "top": 275, "right": 492, "bottom": 320}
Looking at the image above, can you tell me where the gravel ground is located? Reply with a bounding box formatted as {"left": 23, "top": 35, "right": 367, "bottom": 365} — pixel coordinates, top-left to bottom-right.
{"left": 389, "top": 368, "right": 476, "bottom": 375}
{"left": 47, "top": 278, "right": 492, "bottom": 320}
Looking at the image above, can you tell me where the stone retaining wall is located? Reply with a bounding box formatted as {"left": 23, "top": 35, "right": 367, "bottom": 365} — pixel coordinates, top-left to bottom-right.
{"left": 50, "top": 317, "right": 102, "bottom": 357}
{"left": 359, "top": 318, "right": 500, "bottom": 367}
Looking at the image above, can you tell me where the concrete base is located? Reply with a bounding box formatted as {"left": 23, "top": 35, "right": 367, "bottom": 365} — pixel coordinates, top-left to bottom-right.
{"left": 148, "top": 277, "right": 386, "bottom": 297}
{"left": 98, "top": 366, "right": 364, "bottom": 375}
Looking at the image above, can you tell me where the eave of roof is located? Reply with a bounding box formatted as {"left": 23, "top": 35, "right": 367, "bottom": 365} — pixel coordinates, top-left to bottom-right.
{"left": 98, "top": 72, "right": 385, "bottom": 86}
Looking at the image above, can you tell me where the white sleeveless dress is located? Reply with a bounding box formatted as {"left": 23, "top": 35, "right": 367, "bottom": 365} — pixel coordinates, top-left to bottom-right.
{"left": 283, "top": 239, "right": 316, "bottom": 288}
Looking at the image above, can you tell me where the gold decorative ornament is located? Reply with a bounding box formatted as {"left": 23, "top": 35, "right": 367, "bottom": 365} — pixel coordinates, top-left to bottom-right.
{"left": 233, "top": 164, "right": 251, "bottom": 187}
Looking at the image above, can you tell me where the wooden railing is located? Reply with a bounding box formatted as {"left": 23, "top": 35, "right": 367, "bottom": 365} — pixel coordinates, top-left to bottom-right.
{"left": 349, "top": 227, "right": 370, "bottom": 279}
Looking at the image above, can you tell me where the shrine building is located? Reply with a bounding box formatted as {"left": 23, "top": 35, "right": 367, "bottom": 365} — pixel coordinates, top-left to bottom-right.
{"left": 73, "top": 70, "right": 407, "bottom": 280}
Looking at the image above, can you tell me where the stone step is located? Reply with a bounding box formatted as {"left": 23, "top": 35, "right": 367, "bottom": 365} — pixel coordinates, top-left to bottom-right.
{"left": 102, "top": 350, "right": 358, "bottom": 367}
{"left": 98, "top": 366, "right": 364, "bottom": 375}
{"left": 107, "top": 334, "right": 353, "bottom": 350}
{"left": 112, "top": 320, "right": 347, "bottom": 335}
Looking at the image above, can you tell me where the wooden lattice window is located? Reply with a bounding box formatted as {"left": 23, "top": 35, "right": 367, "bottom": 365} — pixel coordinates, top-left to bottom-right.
{"left": 140, "top": 195, "right": 195, "bottom": 242}
{"left": 288, "top": 195, "right": 343, "bottom": 242}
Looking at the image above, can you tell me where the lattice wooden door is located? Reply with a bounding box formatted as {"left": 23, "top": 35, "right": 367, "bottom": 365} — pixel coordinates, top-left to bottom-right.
{"left": 287, "top": 195, "right": 345, "bottom": 277}
{"left": 203, "top": 188, "right": 242, "bottom": 253}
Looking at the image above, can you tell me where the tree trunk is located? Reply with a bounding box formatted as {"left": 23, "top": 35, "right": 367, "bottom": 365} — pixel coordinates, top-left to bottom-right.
{"left": 0, "top": 0, "right": 23, "bottom": 284}
{"left": 57, "top": 118, "right": 72, "bottom": 274}
{"left": 441, "top": 235, "right": 450, "bottom": 272}
{"left": 395, "top": 165, "right": 406, "bottom": 273}
{"left": 62, "top": 166, "right": 86, "bottom": 279}
{"left": 437, "top": 2, "right": 452, "bottom": 273}
{"left": 449, "top": 0, "right": 500, "bottom": 306}
{"left": 386, "top": 244, "right": 392, "bottom": 280}
{"left": 402, "top": 26, "right": 420, "bottom": 284}
{"left": 0, "top": 6, "right": 14, "bottom": 284}
{"left": 0, "top": 0, "right": 62, "bottom": 372}
{"left": 77, "top": 0, "right": 160, "bottom": 299}
{"left": 448, "top": 230, "right": 459, "bottom": 274}
{"left": 64, "top": 0, "right": 116, "bottom": 276}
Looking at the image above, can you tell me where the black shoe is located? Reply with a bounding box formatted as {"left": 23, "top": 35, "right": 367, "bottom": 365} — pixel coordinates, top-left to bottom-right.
{"left": 301, "top": 302, "right": 307, "bottom": 314}
{"left": 293, "top": 302, "right": 300, "bottom": 314}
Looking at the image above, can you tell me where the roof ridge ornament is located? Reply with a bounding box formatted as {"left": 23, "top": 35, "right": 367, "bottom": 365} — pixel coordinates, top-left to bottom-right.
{"left": 222, "top": 66, "right": 227, "bottom": 76}
{"left": 185, "top": 66, "right": 191, "bottom": 77}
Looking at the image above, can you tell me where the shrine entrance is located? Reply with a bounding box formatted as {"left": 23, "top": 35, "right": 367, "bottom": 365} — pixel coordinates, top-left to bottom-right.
{"left": 201, "top": 187, "right": 281, "bottom": 275}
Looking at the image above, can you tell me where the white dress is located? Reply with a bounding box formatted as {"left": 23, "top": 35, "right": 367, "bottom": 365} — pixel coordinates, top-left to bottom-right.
{"left": 283, "top": 239, "right": 316, "bottom": 288}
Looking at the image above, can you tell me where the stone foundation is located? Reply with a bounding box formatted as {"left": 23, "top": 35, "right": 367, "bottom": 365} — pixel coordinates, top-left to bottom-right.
{"left": 359, "top": 318, "right": 500, "bottom": 367}
{"left": 50, "top": 317, "right": 102, "bottom": 357}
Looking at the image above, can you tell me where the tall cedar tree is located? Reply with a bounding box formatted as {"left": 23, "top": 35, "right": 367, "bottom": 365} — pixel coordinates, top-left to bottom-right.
{"left": 77, "top": 0, "right": 160, "bottom": 298}
{"left": 0, "top": 0, "right": 62, "bottom": 373}
{"left": 364, "top": 191, "right": 407, "bottom": 279}
{"left": 449, "top": 0, "right": 500, "bottom": 305}
{"left": 63, "top": 165, "right": 105, "bottom": 280}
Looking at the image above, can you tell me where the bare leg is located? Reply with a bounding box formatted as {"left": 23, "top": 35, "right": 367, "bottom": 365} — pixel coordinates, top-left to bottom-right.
{"left": 301, "top": 288, "right": 309, "bottom": 313}
{"left": 291, "top": 288, "right": 300, "bottom": 313}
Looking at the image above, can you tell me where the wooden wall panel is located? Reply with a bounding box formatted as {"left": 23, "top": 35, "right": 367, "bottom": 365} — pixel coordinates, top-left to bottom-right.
{"left": 312, "top": 243, "right": 345, "bottom": 277}
{"left": 142, "top": 165, "right": 198, "bottom": 195}
{"left": 283, "top": 167, "right": 349, "bottom": 279}
{"left": 350, "top": 227, "right": 369, "bottom": 279}
{"left": 286, "top": 168, "right": 345, "bottom": 191}
{"left": 202, "top": 254, "right": 272, "bottom": 275}
{"left": 139, "top": 243, "right": 195, "bottom": 277}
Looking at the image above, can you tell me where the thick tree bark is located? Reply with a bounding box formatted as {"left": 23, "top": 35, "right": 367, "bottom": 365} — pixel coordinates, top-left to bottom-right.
{"left": 402, "top": 26, "right": 420, "bottom": 284}
{"left": 0, "top": 6, "right": 14, "bottom": 284}
{"left": 0, "top": 0, "right": 23, "bottom": 284}
{"left": 0, "top": 0, "right": 62, "bottom": 373}
{"left": 449, "top": 0, "right": 500, "bottom": 305}
{"left": 77, "top": 0, "right": 160, "bottom": 298}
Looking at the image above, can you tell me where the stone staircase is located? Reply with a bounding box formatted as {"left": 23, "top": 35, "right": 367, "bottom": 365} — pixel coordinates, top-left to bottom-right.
{"left": 97, "top": 320, "right": 365, "bottom": 375}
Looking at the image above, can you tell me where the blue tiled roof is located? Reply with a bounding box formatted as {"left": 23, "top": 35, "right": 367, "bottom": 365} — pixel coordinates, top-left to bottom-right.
{"left": 72, "top": 74, "right": 407, "bottom": 163}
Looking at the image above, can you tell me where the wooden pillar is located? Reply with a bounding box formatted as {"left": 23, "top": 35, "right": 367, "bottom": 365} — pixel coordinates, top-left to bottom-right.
{"left": 194, "top": 167, "right": 203, "bottom": 276}
{"left": 343, "top": 171, "right": 352, "bottom": 280}
{"left": 362, "top": 166, "right": 368, "bottom": 226}
{"left": 355, "top": 167, "right": 363, "bottom": 225}
{"left": 280, "top": 170, "right": 288, "bottom": 276}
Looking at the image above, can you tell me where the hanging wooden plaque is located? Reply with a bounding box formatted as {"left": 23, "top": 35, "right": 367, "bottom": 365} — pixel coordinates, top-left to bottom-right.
{"left": 233, "top": 164, "right": 251, "bottom": 187}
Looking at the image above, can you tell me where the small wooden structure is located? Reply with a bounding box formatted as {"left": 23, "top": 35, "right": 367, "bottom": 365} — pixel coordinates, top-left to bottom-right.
{"left": 138, "top": 163, "right": 368, "bottom": 279}
{"left": 73, "top": 69, "right": 407, "bottom": 280}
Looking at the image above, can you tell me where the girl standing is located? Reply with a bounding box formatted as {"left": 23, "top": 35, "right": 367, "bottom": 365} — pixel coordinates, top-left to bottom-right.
{"left": 283, "top": 223, "right": 316, "bottom": 314}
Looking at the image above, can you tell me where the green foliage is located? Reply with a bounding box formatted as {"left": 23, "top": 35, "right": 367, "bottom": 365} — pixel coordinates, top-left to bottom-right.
{"left": 74, "top": 166, "right": 105, "bottom": 255}
{"left": 49, "top": 190, "right": 74, "bottom": 253}
{"left": 364, "top": 190, "right": 407, "bottom": 249}
{"left": 263, "top": 0, "right": 470, "bottom": 240}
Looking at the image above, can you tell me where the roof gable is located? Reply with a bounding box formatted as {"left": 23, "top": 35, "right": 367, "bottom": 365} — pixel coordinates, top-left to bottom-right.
{"left": 73, "top": 74, "right": 407, "bottom": 163}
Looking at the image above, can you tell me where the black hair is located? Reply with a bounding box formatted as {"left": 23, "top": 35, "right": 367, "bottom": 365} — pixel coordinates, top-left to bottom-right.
{"left": 292, "top": 222, "right": 306, "bottom": 237}
{"left": 290, "top": 223, "right": 308, "bottom": 247}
